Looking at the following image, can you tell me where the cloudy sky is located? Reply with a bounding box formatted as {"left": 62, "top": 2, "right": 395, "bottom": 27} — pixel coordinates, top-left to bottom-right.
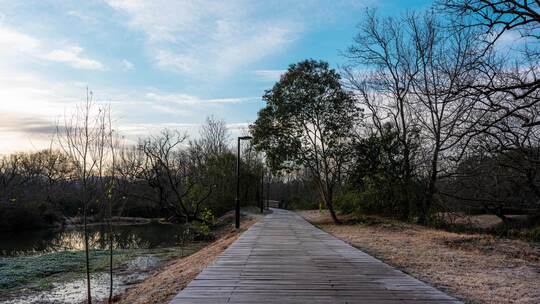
{"left": 0, "top": 0, "right": 431, "bottom": 154}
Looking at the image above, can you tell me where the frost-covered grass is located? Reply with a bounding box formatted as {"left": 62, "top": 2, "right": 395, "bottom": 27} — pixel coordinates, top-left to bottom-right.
{"left": 1, "top": 250, "right": 119, "bottom": 290}
{"left": 0, "top": 245, "right": 203, "bottom": 293}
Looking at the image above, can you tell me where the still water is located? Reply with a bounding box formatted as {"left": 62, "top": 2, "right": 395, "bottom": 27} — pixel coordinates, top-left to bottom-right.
{"left": 0, "top": 222, "right": 191, "bottom": 256}
{"left": 0, "top": 223, "right": 203, "bottom": 303}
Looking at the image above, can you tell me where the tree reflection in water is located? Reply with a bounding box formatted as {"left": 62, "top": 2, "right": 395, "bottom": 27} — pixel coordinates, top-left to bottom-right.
{"left": 0, "top": 223, "right": 189, "bottom": 256}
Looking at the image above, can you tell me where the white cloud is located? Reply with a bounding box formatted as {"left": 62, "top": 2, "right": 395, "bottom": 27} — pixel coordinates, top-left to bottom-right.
{"left": 0, "top": 26, "right": 39, "bottom": 54}
{"left": 0, "top": 70, "right": 80, "bottom": 116}
{"left": 491, "top": 30, "right": 522, "bottom": 50}
{"left": 144, "top": 92, "right": 200, "bottom": 105}
{"left": 254, "top": 69, "right": 286, "bottom": 82}
{"left": 226, "top": 122, "right": 250, "bottom": 133}
{"left": 155, "top": 49, "right": 196, "bottom": 73}
{"left": 122, "top": 59, "right": 135, "bottom": 70}
{"left": 104, "top": 0, "right": 300, "bottom": 77}
{"left": 207, "top": 97, "right": 258, "bottom": 104}
{"left": 0, "top": 25, "right": 104, "bottom": 70}
{"left": 119, "top": 122, "right": 200, "bottom": 138}
{"left": 0, "top": 69, "right": 85, "bottom": 154}
{"left": 144, "top": 91, "right": 257, "bottom": 106}
{"left": 67, "top": 10, "right": 99, "bottom": 24}
{"left": 45, "top": 46, "right": 104, "bottom": 70}
{"left": 118, "top": 121, "right": 252, "bottom": 145}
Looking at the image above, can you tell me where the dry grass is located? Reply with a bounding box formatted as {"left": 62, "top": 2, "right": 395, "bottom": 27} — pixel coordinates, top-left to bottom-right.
{"left": 114, "top": 213, "right": 262, "bottom": 304}
{"left": 298, "top": 210, "right": 540, "bottom": 304}
{"left": 438, "top": 212, "right": 529, "bottom": 229}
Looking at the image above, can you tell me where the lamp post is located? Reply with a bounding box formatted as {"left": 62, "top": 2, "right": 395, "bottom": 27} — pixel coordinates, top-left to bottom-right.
{"left": 266, "top": 172, "right": 270, "bottom": 210}
{"left": 260, "top": 169, "right": 264, "bottom": 214}
{"left": 236, "top": 136, "right": 252, "bottom": 229}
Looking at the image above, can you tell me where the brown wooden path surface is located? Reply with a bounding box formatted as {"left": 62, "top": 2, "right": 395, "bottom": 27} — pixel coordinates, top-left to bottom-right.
{"left": 170, "top": 209, "right": 461, "bottom": 304}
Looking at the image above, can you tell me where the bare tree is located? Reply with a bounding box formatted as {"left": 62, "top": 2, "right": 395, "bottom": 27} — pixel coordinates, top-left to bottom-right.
{"left": 443, "top": 124, "right": 540, "bottom": 223}
{"left": 31, "top": 149, "right": 75, "bottom": 204}
{"left": 188, "top": 117, "right": 235, "bottom": 214}
{"left": 458, "top": 104, "right": 540, "bottom": 218}
{"left": 344, "top": 9, "right": 420, "bottom": 218}
{"left": 56, "top": 89, "right": 109, "bottom": 304}
{"left": 140, "top": 129, "right": 212, "bottom": 222}
{"left": 442, "top": 0, "right": 540, "bottom": 127}
{"left": 116, "top": 142, "right": 147, "bottom": 215}
{"left": 105, "top": 107, "right": 118, "bottom": 303}
{"left": 345, "top": 10, "right": 490, "bottom": 222}
{"left": 405, "top": 12, "right": 486, "bottom": 223}
{"left": 197, "top": 116, "right": 230, "bottom": 157}
{"left": 0, "top": 154, "right": 24, "bottom": 202}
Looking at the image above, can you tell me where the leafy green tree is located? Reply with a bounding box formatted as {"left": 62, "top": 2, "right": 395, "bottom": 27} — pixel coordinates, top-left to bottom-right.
{"left": 347, "top": 124, "right": 420, "bottom": 218}
{"left": 250, "top": 59, "right": 360, "bottom": 223}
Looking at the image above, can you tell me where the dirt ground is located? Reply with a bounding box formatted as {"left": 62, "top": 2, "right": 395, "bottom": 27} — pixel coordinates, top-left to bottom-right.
{"left": 298, "top": 210, "right": 540, "bottom": 304}
{"left": 113, "top": 212, "right": 262, "bottom": 304}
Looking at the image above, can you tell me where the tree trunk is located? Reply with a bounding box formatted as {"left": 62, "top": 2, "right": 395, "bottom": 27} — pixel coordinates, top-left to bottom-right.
{"left": 324, "top": 191, "right": 341, "bottom": 224}
{"left": 83, "top": 183, "right": 92, "bottom": 304}
{"left": 402, "top": 145, "right": 412, "bottom": 221}
{"left": 108, "top": 190, "right": 113, "bottom": 303}
{"left": 400, "top": 97, "right": 413, "bottom": 220}
{"left": 419, "top": 148, "right": 439, "bottom": 225}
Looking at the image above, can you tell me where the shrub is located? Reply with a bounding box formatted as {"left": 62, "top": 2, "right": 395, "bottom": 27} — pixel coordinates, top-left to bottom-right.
{"left": 336, "top": 176, "right": 416, "bottom": 218}
{"left": 334, "top": 190, "right": 362, "bottom": 214}
{"left": 288, "top": 196, "right": 319, "bottom": 210}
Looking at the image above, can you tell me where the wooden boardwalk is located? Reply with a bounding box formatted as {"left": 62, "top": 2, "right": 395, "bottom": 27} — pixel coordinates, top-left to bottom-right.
{"left": 170, "top": 209, "right": 461, "bottom": 304}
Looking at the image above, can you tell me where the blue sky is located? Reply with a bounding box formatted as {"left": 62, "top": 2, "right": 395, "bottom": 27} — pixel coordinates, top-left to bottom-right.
{"left": 0, "top": 0, "right": 432, "bottom": 153}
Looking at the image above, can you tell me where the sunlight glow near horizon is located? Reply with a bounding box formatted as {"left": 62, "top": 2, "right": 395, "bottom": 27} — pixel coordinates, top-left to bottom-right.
{"left": 0, "top": 0, "right": 431, "bottom": 154}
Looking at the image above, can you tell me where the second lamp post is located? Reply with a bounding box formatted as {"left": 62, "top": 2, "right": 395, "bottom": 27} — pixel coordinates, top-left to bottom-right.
{"left": 236, "top": 136, "right": 252, "bottom": 229}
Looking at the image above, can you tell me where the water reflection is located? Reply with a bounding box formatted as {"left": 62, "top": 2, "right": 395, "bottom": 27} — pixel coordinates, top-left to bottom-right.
{"left": 0, "top": 223, "right": 189, "bottom": 256}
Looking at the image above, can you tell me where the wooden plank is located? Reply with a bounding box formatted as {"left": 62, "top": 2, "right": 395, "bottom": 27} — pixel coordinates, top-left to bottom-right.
{"left": 170, "top": 209, "right": 462, "bottom": 304}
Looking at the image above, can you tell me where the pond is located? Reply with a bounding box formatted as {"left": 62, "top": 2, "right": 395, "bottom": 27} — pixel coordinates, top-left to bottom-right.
{"left": 0, "top": 222, "right": 205, "bottom": 304}
{"left": 0, "top": 222, "right": 192, "bottom": 256}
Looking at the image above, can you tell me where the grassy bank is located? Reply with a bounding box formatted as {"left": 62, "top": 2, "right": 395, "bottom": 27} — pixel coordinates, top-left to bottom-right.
{"left": 1, "top": 250, "right": 114, "bottom": 291}
{"left": 298, "top": 210, "right": 540, "bottom": 304}
{"left": 0, "top": 244, "right": 207, "bottom": 295}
